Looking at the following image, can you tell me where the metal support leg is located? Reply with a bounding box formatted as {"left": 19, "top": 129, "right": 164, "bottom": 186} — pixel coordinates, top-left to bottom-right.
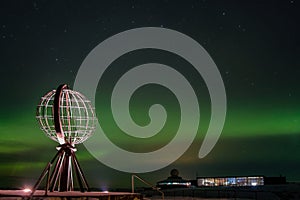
{"left": 71, "top": 151, "right": 89, "bottom": 192}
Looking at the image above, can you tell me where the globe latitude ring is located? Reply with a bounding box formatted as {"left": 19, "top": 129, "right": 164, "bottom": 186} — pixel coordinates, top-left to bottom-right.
{"left": 73, "top": 27, "right": 226, "bottom": 173}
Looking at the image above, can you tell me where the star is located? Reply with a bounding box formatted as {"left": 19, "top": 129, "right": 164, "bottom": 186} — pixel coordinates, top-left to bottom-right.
{"left": 237, "top": 24, "right": 246, "bottom": 32}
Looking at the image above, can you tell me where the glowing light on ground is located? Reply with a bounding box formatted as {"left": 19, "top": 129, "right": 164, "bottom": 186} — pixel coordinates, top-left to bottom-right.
{"left": 22, "top": 188, "right": 32, "bottom": 193}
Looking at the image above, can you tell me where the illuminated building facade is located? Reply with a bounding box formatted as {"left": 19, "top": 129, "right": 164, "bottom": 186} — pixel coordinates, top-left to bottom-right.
{"left": 197, "top": 176, "right": 264, "bottom": 187}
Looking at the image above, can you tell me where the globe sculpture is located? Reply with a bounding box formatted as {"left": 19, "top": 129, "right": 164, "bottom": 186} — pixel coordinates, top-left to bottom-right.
{"left": 31, "top": 84, "right": 97, "bottom": 195}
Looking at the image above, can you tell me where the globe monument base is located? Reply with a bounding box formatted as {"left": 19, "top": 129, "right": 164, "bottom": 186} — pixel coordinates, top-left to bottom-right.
{"left": 30, "top": 143, "right": 89, "bottom": 197}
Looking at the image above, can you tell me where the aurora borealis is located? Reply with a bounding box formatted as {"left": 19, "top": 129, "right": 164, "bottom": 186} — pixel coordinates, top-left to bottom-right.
{"left": 0, "top": 0, "right": 299, "bottom": 189}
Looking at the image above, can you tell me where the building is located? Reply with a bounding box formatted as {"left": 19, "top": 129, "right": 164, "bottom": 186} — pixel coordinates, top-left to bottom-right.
{"left": 197, "top": 176, "right": 264, "bottom": 187}
{"left": 156, "top": 169, "right": 191, "bottom": 189}
{"left": 197, "top": 175, "right": 286, "bottom": 187}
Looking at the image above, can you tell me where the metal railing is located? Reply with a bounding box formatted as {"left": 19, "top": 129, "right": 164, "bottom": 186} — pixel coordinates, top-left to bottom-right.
{"left": 131, "top": 174, "right": 164, "bottom": 200}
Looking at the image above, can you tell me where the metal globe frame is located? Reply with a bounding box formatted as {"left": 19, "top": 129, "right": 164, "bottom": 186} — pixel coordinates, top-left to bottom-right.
{"left": 31, "top": 84, "right": 97, "bottom": 196}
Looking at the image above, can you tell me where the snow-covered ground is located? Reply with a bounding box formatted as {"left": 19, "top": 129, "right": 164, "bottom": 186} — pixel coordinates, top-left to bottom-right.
{"left": 140, "top": 184, "right": 300, "bottom": 200}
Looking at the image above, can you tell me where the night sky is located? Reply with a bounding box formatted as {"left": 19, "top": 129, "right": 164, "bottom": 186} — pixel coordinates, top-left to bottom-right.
{"left": 0, "top": 0, "right": 299, "bottom": 190}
